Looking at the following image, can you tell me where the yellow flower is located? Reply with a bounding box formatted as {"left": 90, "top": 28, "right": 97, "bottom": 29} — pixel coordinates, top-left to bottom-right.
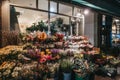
{"left": 46, "top": 49, "right": 49, "bottom": 52}
{"left": 80, "top": 54, "right": 83, "bottom": 58}
{"left": 48, "top": 52, "right": 51, "bottom": 54}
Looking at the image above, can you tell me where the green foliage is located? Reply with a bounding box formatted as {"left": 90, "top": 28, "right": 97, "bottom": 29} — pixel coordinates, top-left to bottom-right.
{"left": 50, "top": 17, "right": 64, "bottom": 35}
{"left": 26, "top": 18, "right": 63, "bottom": 35}
{"left": 26, "top": 21, "right": 48, "bottom": 32}
{"left": 56, "top": 17, "right": 63, "bottom": 27}
{"left": 50, "top": 21, "right": 57, "bottom": 35}
{"left": 60, "top": 59, "right": 73, "bottom": 73}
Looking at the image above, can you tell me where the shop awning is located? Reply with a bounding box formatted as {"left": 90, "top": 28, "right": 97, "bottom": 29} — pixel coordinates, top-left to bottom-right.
{"left": 69, "top": 0, "right": 120, "bottom": 17}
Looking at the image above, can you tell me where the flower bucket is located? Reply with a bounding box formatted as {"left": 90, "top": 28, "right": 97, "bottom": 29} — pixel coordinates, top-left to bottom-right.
{"left": 63, "top": 73, "right": 71, "bottom": 80}
{"left": 75, "top": 73, "right": 83, "bottom": 80}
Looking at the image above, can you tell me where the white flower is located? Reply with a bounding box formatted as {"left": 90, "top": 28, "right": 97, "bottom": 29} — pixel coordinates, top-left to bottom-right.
{"left": 3, "top": 69, "right": 11, "bottom": 76}
{"left": 12, "top": 71, "right": 18, "bottom": 77}
{"left": 14, "top": 67, "right": 22, "bottom": 71}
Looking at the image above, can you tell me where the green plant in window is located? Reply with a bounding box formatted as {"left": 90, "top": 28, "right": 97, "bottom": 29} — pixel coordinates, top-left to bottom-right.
{"left": 56, "top": 17, "right": 63, "bottom": 28}
{"left": 26, "top": 23, "right": 37, "bottom": 32}
{"left": 50, "top": 21, "right": 57, "bottom": 35}
{"left": 37, "top": 21, "right": 48, "bottom": 31}
{"left": 26, "top": 21, "right": 48, "bottom": 32}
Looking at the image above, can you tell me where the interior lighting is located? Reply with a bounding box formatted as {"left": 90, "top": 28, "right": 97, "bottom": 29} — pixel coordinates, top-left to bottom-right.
{"left": 84, "top": 9, "right": 89, "bottom": 15}
{"left": 115, "top": 19, "right": 119, "bottom": 22}
{"left": 76, "top": 13, "right": 81, "bottom": 17}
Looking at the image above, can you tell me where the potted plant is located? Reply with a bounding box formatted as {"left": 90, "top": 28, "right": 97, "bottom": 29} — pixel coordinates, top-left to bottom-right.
{"left": 60, "top": 59, "right": 73, "bottom": 80}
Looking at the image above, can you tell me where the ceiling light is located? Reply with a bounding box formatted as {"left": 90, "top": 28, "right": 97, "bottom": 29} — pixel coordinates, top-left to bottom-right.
{"left": 84, "top": 9, "right": 89, "bottom": 15}
{"left": 115, "top": 19, "right": 119, "bottom": 22}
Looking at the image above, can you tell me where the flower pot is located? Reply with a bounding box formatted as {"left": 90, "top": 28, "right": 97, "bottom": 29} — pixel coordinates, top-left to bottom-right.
{"left": 63, "top": 73, "right": 71, "bottom": 80}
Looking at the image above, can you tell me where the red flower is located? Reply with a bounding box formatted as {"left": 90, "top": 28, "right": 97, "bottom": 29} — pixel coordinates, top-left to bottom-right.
{"left": 55, "top": 33, "right": 64, "bottom": 40}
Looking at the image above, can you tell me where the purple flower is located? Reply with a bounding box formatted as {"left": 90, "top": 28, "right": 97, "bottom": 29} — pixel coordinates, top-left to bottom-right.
{"left": 51, "top": 49, "right": 59, "bottom": 54}
{"left": 28, "top": 49, "right": 35, "bottom": 55}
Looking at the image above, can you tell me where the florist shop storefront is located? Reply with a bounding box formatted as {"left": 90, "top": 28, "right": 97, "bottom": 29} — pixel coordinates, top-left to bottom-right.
{"left": 0, "top": 0, "right": 120, "bottom": 80}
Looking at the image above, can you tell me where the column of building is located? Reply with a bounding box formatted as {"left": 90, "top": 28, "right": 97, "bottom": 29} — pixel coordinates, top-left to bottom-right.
{"left": 0, "top": 0, "right": 10, "bottom": 47}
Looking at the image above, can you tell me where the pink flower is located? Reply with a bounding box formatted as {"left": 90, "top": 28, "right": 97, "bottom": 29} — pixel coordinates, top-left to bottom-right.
{"left": 45, "top": 55, "right": 52, "bottom": 60}
{"left": 40, "top": 58, "right": 46, "bottom": 63}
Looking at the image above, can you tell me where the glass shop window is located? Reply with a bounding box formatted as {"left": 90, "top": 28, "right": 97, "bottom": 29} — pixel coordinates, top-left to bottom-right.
{"left": 38, "top": 0, "right": 48, "bottom": 11}
{"left": 59, "top": 3, "right": 72, "bottom": 16}
{"left": 50, "top": 13, "right": 70, "bottom": 35}
{"left": 12, "top": 7, "right": 48, "bottom": 33}
{"left": 50, "top": 1, "right": 57, "bottom": 12}
{"left": 10, "top": 0, "right": 36, "bottom": 8}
